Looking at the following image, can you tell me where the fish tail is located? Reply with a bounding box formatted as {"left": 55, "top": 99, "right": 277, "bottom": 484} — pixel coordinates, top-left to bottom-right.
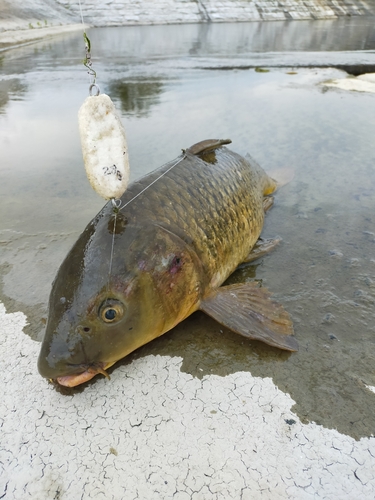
{"left": 245, "top": 152, "right": 278, "bottom": 196}
{"left": 266, "top": 167, "right": 295, "bottom": 190}
{"left": 262, "top": 174, "right": 278, "bottom": 196}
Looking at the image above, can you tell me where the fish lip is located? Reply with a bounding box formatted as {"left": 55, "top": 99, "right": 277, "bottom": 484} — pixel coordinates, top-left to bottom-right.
{"left": 55, "top": 362, "right": 110, "bottom": 388}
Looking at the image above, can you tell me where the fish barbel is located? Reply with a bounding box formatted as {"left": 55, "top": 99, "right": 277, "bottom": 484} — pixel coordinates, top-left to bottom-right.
{"left": 38, "top": 139, "right": 298, "bottom": 387}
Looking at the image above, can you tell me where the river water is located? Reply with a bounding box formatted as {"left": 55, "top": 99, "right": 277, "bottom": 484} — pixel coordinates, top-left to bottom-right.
{"left": 1, "top": 18, "right": 375, "bottom": 439}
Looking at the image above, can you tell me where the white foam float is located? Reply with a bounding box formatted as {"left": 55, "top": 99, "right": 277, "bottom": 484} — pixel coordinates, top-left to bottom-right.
{"left": 78, "top": 94, "right": 129, "bottom": 200}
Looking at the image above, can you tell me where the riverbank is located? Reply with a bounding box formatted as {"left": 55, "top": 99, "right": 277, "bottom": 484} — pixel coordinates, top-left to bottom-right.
{"left": 1, "top": 0, "right": 375, "bottom": 51}
{"left": 0, "top": 24, "right": 86, "bottom": 51}
{"left": 57, "top": 0, "right": 375, "bottom": 25}
{"left": 0, "top": 0, "right": 83, "bottom": 50}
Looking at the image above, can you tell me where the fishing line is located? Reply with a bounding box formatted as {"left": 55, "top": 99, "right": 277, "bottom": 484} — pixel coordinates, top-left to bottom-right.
{"left": 77, "top": 0, "right": 119, "bottom": 289}
{"left": 118, "top": 154, "right": 187, "bottom": 212}
{"left": 107, "top": 206, "right": 118, "bottom": 292}
{"left": 78, "top": 0, "right": 100, "bottom": 95}
{"left": 103, "top": 154, "right": 186, "bottom": 288}
{"left": 76, "top": 1, "right": 187, "bottom": 289}
{"left": 78, "top": 0, "right": 84, "bottom": 25}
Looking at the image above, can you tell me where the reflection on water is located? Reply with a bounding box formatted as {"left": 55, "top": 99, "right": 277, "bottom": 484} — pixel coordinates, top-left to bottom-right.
{"left": 108, "top": 78, "right": 165, "bottom": 117}
{"left": 1, "top": 19, "right": 375, "bottom": 440}
{"left": 0, "top": 78, "right": 28, "bottom": 113}
{"left": 89, "top": 18, "right": 375, "bottom": 58}
{"left": 0, "top": 19, "right": 375, "bottom": 116}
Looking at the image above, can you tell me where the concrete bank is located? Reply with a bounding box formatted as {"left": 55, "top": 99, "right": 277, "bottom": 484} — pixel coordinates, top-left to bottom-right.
{"left": 0, "top": 0, "right": 83, "bottom": 50}
{"left": 1, "top": 0, "right": 375, "bottom": 51}
{"left": 0, "top": 24, "right": 87, "bottom": 50}
{"left": 57, "top": 0, "right": 375, "bottom": 25}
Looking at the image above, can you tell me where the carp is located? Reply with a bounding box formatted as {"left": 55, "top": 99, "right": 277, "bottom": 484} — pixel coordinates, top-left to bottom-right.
{"left": 38, "top": 139, "right": 298, "bottom": 387}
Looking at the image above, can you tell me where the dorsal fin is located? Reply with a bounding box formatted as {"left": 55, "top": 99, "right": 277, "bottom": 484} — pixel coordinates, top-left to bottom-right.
{"left": 186, "top": 139, "right": 232, "bottom": 155}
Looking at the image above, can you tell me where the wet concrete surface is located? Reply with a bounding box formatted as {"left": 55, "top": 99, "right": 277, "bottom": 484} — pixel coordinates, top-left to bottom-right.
{"left": 1, "top": 20, "right": 375, "bottom": 441}
{"left": 3, "top": 311, "right": 375, "bottom": 499}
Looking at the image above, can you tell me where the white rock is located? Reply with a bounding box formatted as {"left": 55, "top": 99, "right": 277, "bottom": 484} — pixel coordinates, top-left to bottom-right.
{"left": 78, "top": 94, "right": 129, "bottom": 200}
{"left": 357, "top": 72, "right": 375, "bottom": 83}
{"left": 323, "top": 76, "right": 375, "bottom": 93}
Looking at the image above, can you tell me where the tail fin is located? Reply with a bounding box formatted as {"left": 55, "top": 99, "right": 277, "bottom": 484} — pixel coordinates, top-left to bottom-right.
{"left": 245, "top": 153, "right": 278, "bottom": 195}
{"left": 268, "top": 167, "right": 295, "bottom": 189}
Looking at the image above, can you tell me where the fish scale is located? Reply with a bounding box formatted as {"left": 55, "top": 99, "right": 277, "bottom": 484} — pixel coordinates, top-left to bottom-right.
{"left": 119, "top": 147, "right": 266, "bottom": 288}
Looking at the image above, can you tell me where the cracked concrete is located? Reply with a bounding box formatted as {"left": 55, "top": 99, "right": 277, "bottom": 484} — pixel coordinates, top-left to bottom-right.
{"left": 1, "top": 302, "right": 375, "bottom": 499}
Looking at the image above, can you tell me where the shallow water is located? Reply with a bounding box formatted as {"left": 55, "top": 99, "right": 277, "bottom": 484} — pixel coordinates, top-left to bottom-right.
{"left": 1, "top": 19, "right": 375, "bottom": 439}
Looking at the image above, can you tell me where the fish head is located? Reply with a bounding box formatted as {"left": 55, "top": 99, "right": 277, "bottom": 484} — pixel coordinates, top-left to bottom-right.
{"left": 38, "top": 211, "right": 202, "bottom": 387}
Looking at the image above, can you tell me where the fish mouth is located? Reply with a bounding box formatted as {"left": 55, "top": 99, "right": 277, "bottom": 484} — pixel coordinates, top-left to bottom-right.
{"left": 56, "top": 362, "right": 112, "bottom": 388}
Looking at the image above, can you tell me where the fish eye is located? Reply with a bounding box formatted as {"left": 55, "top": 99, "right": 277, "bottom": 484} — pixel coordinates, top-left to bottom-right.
{"left": 105, "top": 309, "right": 116, "bottom": 321}
{"left": 99, "top": 300, "right": 124, "bottom": 323}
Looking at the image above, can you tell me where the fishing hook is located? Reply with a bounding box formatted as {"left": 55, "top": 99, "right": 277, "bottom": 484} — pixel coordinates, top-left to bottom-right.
{"left": 83, "top": 32, "right": 100, "bottom": 95}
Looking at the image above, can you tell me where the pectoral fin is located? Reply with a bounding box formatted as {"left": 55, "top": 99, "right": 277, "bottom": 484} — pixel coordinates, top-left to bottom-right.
{"left": 263, "top": 196, "right": 274, "bottom": 212}
{"left": 200, "top": 282, "right": 298, "bottom": 351}
{"left": 243, "top": 237, "right": 281, "bottom": 263}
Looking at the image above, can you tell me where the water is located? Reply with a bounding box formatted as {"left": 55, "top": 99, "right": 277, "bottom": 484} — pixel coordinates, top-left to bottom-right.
{"left": 1, "top": 19, "right": 375, "bottom": 439}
